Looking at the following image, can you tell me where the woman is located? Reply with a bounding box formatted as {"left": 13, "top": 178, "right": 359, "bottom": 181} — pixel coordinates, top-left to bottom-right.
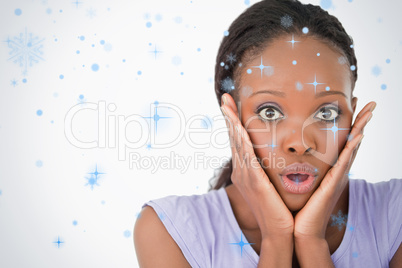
{"left": 134, "top": 0, "right": 402, "bottom": 267}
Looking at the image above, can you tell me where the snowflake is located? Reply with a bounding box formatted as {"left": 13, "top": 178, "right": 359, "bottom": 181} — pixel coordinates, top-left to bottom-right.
{"left": 10, "top": 79, "right": 18, "bottom": 87}
{"left": 33, "top": 0, "right": 48, "bottom": 4}
{"left": 281, "top": 15, "right": 293, "bottom": 28}
{"left": 72, "top": 0, "right": 83, "bottom": 8}
{"left": 84, "top": 164, "right": 105, "bottom": 190}
{"left": 221, "top": 77, "right": 235, "bottom": 92}
{"left": 241, "top": 85, "right": 253, "bottom": 97}
{"left": 144, "top": 13, "right": 151, "bottom": 20}
{"left": 53, "top": 236, "right": 65, "bottom": 248}
{"left": 86, "top": 8, "right": 96, "bottom": 19}
{"left": 320, "top": 0, "right": 333, "bottom": 10}
{"left": 229, "top": 233, "right": 255, "bottom": 257}
{"left": 77, "top": 94, "right": 87, "bottom": 106}
{"left": 338, "top": 56, "right": 347, "bottom": 65}
{"left": 6, "top": 28, "right": 45, "bottom": 76}
{"left": 371, "top": 65, "right": 382, "bottom": 77}
{"left": 226, "top": 53, "right": 237, "bottom": 65}
{"left": 295, "top": 81, "right": 303, "bottom": 91}
{"left": 330, "top": 210, "right": 348, "bottom": 231}
{"left": 85, "top": 174, "right": 100, "bottom": 190}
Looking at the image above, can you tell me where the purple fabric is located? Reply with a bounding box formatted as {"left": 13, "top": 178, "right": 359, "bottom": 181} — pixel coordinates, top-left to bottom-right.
{"left": 142, "top": 179, "right": 402, "bottom": 267}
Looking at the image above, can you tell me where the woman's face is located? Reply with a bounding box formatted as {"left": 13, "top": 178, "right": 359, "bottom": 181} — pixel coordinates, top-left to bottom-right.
{"left": 237, "top": 35, "right": 357, "bottom": 212}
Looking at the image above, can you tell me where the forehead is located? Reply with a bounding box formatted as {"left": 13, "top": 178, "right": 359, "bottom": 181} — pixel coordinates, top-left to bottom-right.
{"left": 239, "top": 35, "right": 352, "bottom": 100}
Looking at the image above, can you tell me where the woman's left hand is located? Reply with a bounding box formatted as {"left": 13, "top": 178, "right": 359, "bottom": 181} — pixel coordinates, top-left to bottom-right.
{"left": 293, "top": 101, "right": 376, "bottom": 240}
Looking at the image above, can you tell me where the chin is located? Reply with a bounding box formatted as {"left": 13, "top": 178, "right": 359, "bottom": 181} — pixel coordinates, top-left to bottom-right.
{"left": 282, "top": 193, "right": 311, "bottom": 213}
{"left": 273, "top": 179, "right": 318, "bottom": 213}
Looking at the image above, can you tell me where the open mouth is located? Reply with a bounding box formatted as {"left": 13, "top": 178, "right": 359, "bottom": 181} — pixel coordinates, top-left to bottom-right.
{"left": 286, "top": 173, "right": 310, "bottom": 183}
{"left": 281, "top": 173, "right": 316, "bottom": 194}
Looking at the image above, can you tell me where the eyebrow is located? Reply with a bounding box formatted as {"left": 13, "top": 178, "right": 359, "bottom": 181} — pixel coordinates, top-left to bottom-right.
{"left": 249, "top": 89, "right": 347, "bottom": 98}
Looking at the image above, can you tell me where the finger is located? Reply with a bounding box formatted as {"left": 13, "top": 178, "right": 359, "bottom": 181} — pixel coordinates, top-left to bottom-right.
{"left": 234, "top": 124, "right": 244, "bottom": 159}
{"left": 221, "top": 104, "right": 244, "bottom": 169}
{"left": 223, "top": 107, "right": 282, "bottom": 206}
{"left": 347, "top": 130, "right": 364, "bottom": 173}
{"left": 222, "top": 93, "right": 240, "bottom": 118}
{"left": 351, "top": 101, "right": 375, "bottom": 135}
{"left": 353, "top": 101, "right": 376, "bottom": 124}
{"left": 348, "top": 108, "right": 373, "bottom": 142}
{"left": 224, "top": 101, "right": 255, "bottom": 155}
{"left": 345, "top": 102, "right": 375, "bottom": 166}
{"left": 221, "top": 99, "right": 243, "bottom": 147}
{"left": 232, "top": 116, "right": 267, "bottom": 184}
{"left": 345, "top": 144, "right": 359, "bottom": 177}
{"left": 221, "top": 94, "right": 254, "bottom": 150}
{"left": 236, "top": 122, "right": 257, "bottom": 169}
{"left": 220, "top": 104, "right": 236, "bottom": 152}
{"left": 326, "top": 133, "right": 364, "bottom": 191}
{"left": 222, "top": 103, "right": 259, "bottom": 175}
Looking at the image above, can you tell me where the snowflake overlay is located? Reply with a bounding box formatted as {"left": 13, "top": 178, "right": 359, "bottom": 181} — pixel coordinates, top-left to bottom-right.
{"left": 221, "top": 77, "right": 235, "bottom": 92}
{"left": 6, "top": 28, "right": 45, "bottom": 75}
{"left": 226, "top": 53, "right": 237, "bottom": 65}
{"left": 281, "top": 14, "right": 293, "bottom": 28}
{"left": 330, "top": 210, "right": 348, "bottom": 231}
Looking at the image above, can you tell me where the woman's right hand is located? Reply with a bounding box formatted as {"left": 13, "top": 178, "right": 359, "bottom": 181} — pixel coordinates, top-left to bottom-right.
{"left": 221, "top": 93, "right": 294, "bottom": 240}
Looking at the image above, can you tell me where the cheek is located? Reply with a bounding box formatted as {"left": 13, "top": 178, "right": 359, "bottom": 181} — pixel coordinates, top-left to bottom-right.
{"left": 328, "top": 131, "right": 349, "bottom": 157}
{"left": 314, "top": 120, "right": 352, "bottom": 166}
{"left": 335, "top": 122, "right": 353, "bottom": 157}
{"left": 243, "top": 120, "right": 277, "bottom": 168}
{"left": 243, "top": 116, "right": 273, "bottom": 147}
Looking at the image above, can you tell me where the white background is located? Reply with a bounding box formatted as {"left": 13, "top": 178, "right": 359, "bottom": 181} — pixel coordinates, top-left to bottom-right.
{"left": 0, "top": 0, "right": 401, "bottom": 267}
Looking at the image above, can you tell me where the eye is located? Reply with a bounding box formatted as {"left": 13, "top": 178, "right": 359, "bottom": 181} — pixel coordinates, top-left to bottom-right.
{"left": 314, "top": 106, "right": 339, "bottom": 122}
{"left": 258, "top": 106, "right": 284, "bottom": 121}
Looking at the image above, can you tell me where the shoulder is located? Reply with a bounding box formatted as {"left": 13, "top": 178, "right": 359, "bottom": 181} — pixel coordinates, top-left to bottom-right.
{"left": 350, "top": 178, "right": 402, "bottom": 220}
{"left": 134, "top": 205, "right": 192, "bottom": 267}
{"left": 352, "top": 178, "right": 402, "bottom": 261}
{"left": 351, "top": 178, "right": 402, "bottom": 200}
{"left": 144, "top": 189, "right": 224, "bottom": 225}
{"left": 134, "top": 189, "right": 225, "bottom": 267}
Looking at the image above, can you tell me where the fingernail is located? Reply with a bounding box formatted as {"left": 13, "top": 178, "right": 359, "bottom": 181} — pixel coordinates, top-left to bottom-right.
{"left": 221, "top": 106, "right": 227, "bottom": 115}
{"left": 366, "top": 113, "right": 373, "bottom": 123}
{"left": 370, "top": 102, "right": 377, "bottom": 112}
{"left": 222, "top": 94, "right": 228, "bottom": 105}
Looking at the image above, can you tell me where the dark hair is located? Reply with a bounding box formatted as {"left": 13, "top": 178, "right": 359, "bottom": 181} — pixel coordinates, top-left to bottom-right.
{"left": 208, "top": 0, "right": 357, "bottom": 191}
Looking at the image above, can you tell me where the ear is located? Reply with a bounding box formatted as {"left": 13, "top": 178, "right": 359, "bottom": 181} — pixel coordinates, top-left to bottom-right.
{"left": 351, "top": 96, "right": 358, "bottom": 114}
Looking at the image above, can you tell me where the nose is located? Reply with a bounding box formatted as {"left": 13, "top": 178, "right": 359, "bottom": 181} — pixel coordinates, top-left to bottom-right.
{"left": 282, "top": 127, "right": 316, "bottom": 156}
{"left": 288, "top": 145, "right": 310, "bottom": 154}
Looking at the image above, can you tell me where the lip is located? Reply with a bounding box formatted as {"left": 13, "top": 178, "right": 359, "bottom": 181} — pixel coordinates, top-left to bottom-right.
{"left": 279, "top": 162, "right": 318, "bottom": 194}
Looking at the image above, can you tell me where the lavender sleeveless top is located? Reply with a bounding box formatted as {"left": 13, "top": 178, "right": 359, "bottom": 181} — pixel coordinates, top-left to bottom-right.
{"left": 142, "top": 179, "right": 402, "bottom": 267}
